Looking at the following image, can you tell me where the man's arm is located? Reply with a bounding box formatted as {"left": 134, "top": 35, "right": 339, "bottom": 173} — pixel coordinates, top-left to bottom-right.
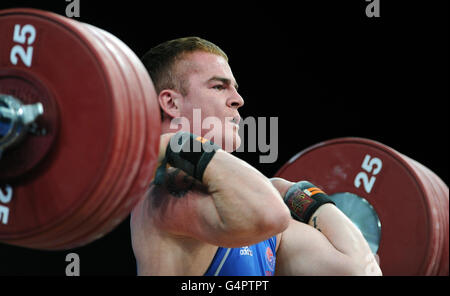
{"left": 150, "top": 133, "right": 291, "bottom": 248}
{"left": 271, "top": 178, "right": 382, "bottom": 276}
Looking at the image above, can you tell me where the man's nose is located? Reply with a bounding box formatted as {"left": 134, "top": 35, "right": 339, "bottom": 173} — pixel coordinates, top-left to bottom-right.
{"left": 227, "top": 90, "right": 244, "bottom": 109}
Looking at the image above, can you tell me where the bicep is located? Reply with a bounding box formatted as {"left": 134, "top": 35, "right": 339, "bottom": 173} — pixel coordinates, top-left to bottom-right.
{"left": 275, "top": 219, "right": 359, "bottom": 276}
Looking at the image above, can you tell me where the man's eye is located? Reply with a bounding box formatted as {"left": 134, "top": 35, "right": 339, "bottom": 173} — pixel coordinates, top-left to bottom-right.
{"left": 212, "top": 84, "right": 225, "bottom": 90}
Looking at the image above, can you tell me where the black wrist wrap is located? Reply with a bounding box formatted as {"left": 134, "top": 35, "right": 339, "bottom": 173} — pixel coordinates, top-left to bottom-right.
{"left": 283, "top": 181, "right": 335, "bottom": 223}
{"left": 165, "top": 132, "right": 220, "bottom": 181}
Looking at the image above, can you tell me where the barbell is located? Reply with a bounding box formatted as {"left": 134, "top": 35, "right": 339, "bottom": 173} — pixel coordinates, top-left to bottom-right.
{"left": 0, "top": 8, "right": 448, "bottom": 275}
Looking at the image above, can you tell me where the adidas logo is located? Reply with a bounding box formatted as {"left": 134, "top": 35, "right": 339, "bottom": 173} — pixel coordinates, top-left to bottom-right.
{"left": 239, "top": 246, "right": 253, "bottom": 256}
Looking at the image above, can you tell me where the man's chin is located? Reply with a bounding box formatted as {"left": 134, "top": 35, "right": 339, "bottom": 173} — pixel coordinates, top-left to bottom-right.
{"left": 222, "top": 135, "right": 241, "bottom": 153}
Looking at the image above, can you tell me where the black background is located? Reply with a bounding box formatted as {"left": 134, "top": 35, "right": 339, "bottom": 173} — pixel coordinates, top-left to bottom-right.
{"left": 0, "top": 0, "right": 448, "bottom": 276}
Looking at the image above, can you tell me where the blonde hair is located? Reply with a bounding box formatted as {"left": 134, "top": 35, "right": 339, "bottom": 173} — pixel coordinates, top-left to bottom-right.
{"left": 141, "top": 36, "right": 228, "bottom": 96}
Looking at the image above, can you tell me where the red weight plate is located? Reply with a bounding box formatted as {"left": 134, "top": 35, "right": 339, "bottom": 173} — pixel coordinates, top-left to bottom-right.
{"left": 420, "top": 163, "right": 447, "bottom": 275}
{"left": 86, "top": 26, "right": 160, "bottom": 244}
{"left": 52, "top": 25, "right": 160, "bottom": 250}
{"left": 410, "top": 157, "right": 449, "bottom": 275}
{"left": 94, "top": 27, "right": 160, "bottom": 222}
{"left": 428, "top": 173, "right": 449, "bottom": 276}
{"left": 42, "top": 23, "right": 149, "bottom": 249}
{"left": 275, "top": 138, "right": 438, "bottom": 275}
{"left": 403, "top": 156, "right": 443, "bottom": 275}
{"left": 433, "top": 176, "right": 449, "bottom": 275}
{"left": 24, "top": 20, "right": 141, "bottom": 249}
{"left": 0, "top": 8, "right": 129, "bottom": 249}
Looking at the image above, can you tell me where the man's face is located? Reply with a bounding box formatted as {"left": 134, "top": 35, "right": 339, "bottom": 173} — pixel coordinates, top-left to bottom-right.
{"left": 177, "top": 51, "right": 244, "bottom": 152}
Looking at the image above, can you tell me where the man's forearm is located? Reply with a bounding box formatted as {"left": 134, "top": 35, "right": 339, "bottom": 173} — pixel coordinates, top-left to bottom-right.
{"left": 308, "top": 203, "right": 369, "bottom": 255}
{"left": 203, "top": 150, "right": 290, "bottom": 241}
{"left": 308, "top": 203, "right": 382, "bottom": 275}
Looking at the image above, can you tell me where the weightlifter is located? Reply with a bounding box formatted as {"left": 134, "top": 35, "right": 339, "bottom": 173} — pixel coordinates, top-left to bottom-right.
{"left": 130, "top": 37, "right": 382, "bottom": 276}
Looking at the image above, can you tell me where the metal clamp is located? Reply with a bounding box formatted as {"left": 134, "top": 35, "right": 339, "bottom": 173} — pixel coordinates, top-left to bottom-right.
{"left": 0, "top": 94, "right": 44, "bottom": 158}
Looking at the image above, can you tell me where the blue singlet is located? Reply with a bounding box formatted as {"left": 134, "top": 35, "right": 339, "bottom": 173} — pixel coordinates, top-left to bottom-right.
{"left": 204, "top": 236, "right": 277, "bottom": 276}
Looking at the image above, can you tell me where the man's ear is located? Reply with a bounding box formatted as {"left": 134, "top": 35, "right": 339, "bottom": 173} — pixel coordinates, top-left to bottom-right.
{"left": 158, "top": 89, "right": 183, "bottom": 119}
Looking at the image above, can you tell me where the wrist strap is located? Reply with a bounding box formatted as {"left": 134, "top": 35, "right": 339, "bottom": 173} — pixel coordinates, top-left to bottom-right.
{"left": 284, "top": 181, "right": 335, "bottom": 223}
{"left": 165, "top": 132, "right": 220, "bottom": 181}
